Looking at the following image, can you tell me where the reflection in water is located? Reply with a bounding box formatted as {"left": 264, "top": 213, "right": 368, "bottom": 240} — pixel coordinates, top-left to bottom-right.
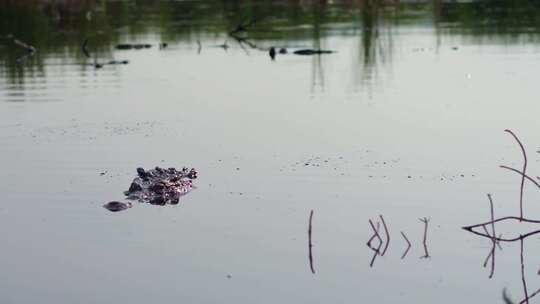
{"left": 3, "top": 0, "right": 540, "bottom": 100}
{"left": 463, "top": 130, "right": 540, "bottom": 303}
{"left": 367, "top": 214, "right": 428, "bottom": 266}
{"left": 367, "top": 219, "right": 383, "bottom": 267}
{"left": 400, "top": 231, "right": 411, "bottom": 259}
{"left": 419, "top": 217, "right": 430, "bottom": 259}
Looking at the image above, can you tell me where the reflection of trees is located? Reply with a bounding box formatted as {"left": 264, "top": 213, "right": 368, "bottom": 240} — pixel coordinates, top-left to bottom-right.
{"left": 434, "top": 0, "right": 540, "bottom": 45}
{"left": 3, "top": 1, "right": 540, "bottom": 87}
{"left": 351, "top": 1, "right": 396, "bottom": 93}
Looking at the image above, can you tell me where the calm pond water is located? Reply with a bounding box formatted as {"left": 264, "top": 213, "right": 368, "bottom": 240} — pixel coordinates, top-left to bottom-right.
{"left": 3, "top": 0, "right": 540, "bottom": 303}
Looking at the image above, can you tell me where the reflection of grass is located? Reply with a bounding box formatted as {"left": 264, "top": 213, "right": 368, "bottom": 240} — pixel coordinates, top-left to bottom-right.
{"left": 2, "top": 0, "right": 540, "bottom": 84}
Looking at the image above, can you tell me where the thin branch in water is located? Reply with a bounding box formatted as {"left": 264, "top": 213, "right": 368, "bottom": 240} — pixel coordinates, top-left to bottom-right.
{"left": 504, "top": 129, "right": 527, "bottom": 220}
{"left": 488, "top": 194, "right": 496, "bottom": 278}
{"left": 520, "top": 237, "right": 529, "bottom": 304}
{"left": 488, "top": 194, "right": 496, "bottom": 238}
{"left": 500, "top": 166, "right": 540, "bottom": 191}
{"left": 477, "top": 194, "right": 497, "bottom": 278}
{"left": 419, "top": 217, "right": 430, "bottom": 259}
{"left": 368, "top": 238, "right": 383, "bottom": 267}
{"left": 367, "top": 219, "right": 383, "bottom": 247}
{"left": 308, "top": 210, "right": 315, "bottom": 274}
{"left": 367, "top": 219, "right": 383, "bottom": 267}
{"left": 366, "top": 221, "right": 380, "bottom": 247}
{"left": 379, "top": 215, "right": 390, "bottom": 256}
{"left": 400, "top": 231, "right": 411, "bottom": 259}
{"left": 463, "top": 216, "right": 540, "bottom": 235}
{"left": 521, "top": 287, "right": 540, "bottom": 304}
{"left": 464, "top": 223, "right": 540, "bottom": 242}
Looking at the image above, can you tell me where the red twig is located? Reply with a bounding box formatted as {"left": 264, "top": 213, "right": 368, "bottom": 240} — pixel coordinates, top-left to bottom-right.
{"left": 504, "top": 129, "right": 527, "bottom": 220}
{"left": 308, "top": 210, "right": 315, "bottom": 274}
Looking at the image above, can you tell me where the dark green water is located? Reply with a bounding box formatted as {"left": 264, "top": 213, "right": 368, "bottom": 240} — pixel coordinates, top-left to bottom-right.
{"left": 2, "top": 1, "right": 540, "bottom": 303}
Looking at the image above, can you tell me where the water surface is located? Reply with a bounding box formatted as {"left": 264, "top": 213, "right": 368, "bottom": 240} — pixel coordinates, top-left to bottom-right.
{"left": 2, "top": 1, "right": 540, "bottom": 303}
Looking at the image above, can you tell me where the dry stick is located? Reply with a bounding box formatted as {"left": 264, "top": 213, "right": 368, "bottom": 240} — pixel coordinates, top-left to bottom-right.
{"left": 463, "top": 216, "right": 540, "bottom": 232}
{"left": 400, "top": 231, "right": 411, "bottom": 259}
{"left": 481, "top": 225, "right": 495, "bottom": 267}
{"left": 366, "top": 221, "right": 381, "bottom": 248}
{"left": 488, "top": 194, "right": 496, "bottom": 278}
{"left": 481, "top": 225, "right": 491, "bottom": 238}
{"left": 488, "top": 194, "right": 496, "bottom": 239}
{"left": 419, "top": 217, "right": 430, "bottom": 259}
{"left": 368, "top": 224, "right": 383, "bottom": 268}
{"left": 379, "top": 215, "right": 390, "bottom": 256}
{"left": 520, "top": 287, "right": 540, "bottom": 304}
{"left": 504, "top": 129, "right": 527, "bottom": 220}
{"left": 483, "top": 244, "right": 494, "bottom": 266}
{"left": 520, "top": 237, "right": 529, "bottom": 304}
{"left": 466, "top": 226, "right": 540, "bottom": 242}
{"left": 367, "top": 219, "right": 383, "bottom": 247}
{"left": 500, "top": 166, "right": 540, "bottom": 190}
{"left": 367, "top": 219, "right": 383, "bottom": 267}
{"left": 308, "top": 210, "right": 315, "bottom": 274}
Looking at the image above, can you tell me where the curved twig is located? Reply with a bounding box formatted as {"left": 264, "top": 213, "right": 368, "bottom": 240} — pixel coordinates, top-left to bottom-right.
{"left": 500, "top": 166, "right": 540, "bottom": 191}
{"left": 308, "top": 210, "right": 315, "bottom": 274}
{"left": 463, "top": 216, "right": 540, "bottom": 232}
{"left": 504, "top": 129, "right": 527, "bottom": 219}
{"left": 367, "top": 220, "right": 382, "bottom": 247}
{"left": 400, "top": 231, "right": 411, "bottom": 259}
{"left": 379, "top": 215, "right": 390, "bottom": 256}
